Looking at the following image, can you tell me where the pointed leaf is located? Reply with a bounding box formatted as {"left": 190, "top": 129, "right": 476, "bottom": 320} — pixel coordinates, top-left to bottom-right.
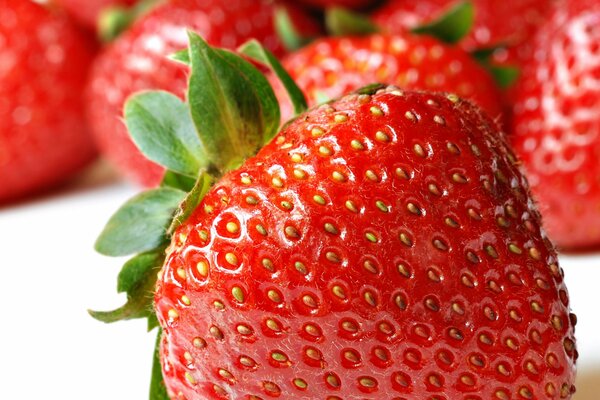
{"left": 411, "top": 1, "right": 474, "bottom": 44}
{"left": 274, "top": 5, "right": 315, "bottom": 51}
{"left": 169, "top": 171, "right": 213, "bottom": 234}
{"left": 125, "top": 91, "right": 206, "bottom": 177}
{"left": 187, "top": 32, "right": 280, "bottom": 172}
{"left": 326, "top": 7, "right": 380, "bottom": 36}
{"left": 117, "top": 251, "right": 163, "bottom": 294}
{"left": 238, "top": 39, "right": 308, "bottom": 117}
{"left": 170, "top": 48, "right": 190, "bottom": 65}
{"left": 161, "top": 170, "right": 196, "bottom": 192}
{"left": 150, "top": 330, "right": 170, "bottom": 400}
{"left": 95, "top": 188, "right": 186, "bottom": 257}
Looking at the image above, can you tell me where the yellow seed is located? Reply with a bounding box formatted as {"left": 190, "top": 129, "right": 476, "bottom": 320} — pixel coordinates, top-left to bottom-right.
{"left": 319, "top": 145, "right": 333, "bottom": 156}
{"left": 370, "top": 106, "right": 383, "bottom": 116}
{"left": 350, "top": 139, "right": 364, "bottom": 150}
{"left": 280, "top": 200, "right": 292, "bottom": 210}
{"left": 311, "top": 127, "right": 324, "bottom": 137}
{"left": 313, "top": 195, "right": 326, "bottom": 205}
{"left": 192, "top": 337, "right": 206, "bottom": 348}
{"left": 272, "top": 177, "right": 284, "bottom": 188}
{"left": 324, "top": 223, "right": 339, "bottom": 235}
{"left": 240, "top": 176, "right": 252, "bottom": 185}
{"left": 332, "top": 285, "right": 346, "bottom": 299}
{"left": 375, "top": 131, "right": 389, "bottom": 142}
{"left": 225, "top": 252, "right": 239, "bottom": 266}
{"left": 285, "top": 226, "right": 300, "bottom": 238}
{"left": 256, "top": 224, "right": 267, "bottom": 236}
{"left": 168, "top": 309, "right": 179, "bottom": 320}
{"left": 293, "top": 378, "right": 307, "bottom": 389}
{"left": 232, "top": 286, "right": 245, "bottom": 303}
{"left": 185, "top": 372, "right": 196, "bottom": 385}
{"left": 405, "top": 111, "right": 417, "bottom": 121}
{"left": 332, "top": 171, "right": 346, "bottom": 182}
{"left": 365, "top": 170, "right": 378, "bottom": 181}
{"left": 447, "top": 93, "right": 459, "bottom": 103}
{"left": 262, "top": 258, "right": 274, "bottom": 271}
{"left": 375, "top": 200, "right": 388, "bottom": 212}
{"left": 302, "top": 294, "right": 318, "bottom": 308}
{"left": 181, "top": 295, "right": 191, "bottom": 306}
{"left": 365, "top": 232, "right": 378, "bottom": 243}
{"left": 268, "top": 290, "right": 282, "bottom": 303}
{"left": 293, "top": 169, "right": 306, "bottom": 179}
{"left": 291, "top": 153, "right": 303, "bottom": 162}
{"left": 334, "top": 113, "right": 348, "bottom": 123}
{"left": 295, "top": 261, "right": 307, "bottom": 275}
{"left": 413, "top": 143, "right": 426, "bottom": 157}
{"left": 326, "top": 251, "right": 340, "bottom": 263}
{"left": 433, "top": 115, "right": 445, "bottom": 125}
{"left": 345, "top": 200, "right": 358, "bottom": 212}
{"left": 177, "top": 267, "right": 187, "bottom": 279}
{"left": 245, "top": 196, "right": 258, "bottom": 205}
{"left": 213, "top": 300, "right": 224, "bottom": 310}
{"left": 226, "top": 221, "right": 239, "bottom": 234}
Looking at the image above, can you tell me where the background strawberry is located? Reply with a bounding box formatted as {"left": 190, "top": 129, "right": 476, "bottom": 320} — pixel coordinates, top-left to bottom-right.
{"left": 274, "top": 33, "right": 503, "bottom": 123}
{"left": 297, "top": 0, "right": 377, "bottom": 10}
{"left": 511, "top": 0, "right": 600, "bottom": 250}
{"left": 372, "top": 0, "right": 557, "bottom": 67}
{"left": 0, "top": 0, "right": 96, "bottom": 203}
{"left": 53, "top": 0, "right": 137, "bottom": 29}
{"left": 93, "top": 36, "right": 576, "bottom": 399}
{"left": 86, "top": 0, "right": 319, "bottom": 187}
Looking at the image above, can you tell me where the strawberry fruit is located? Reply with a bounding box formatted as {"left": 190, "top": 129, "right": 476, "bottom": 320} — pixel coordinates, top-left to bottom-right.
{"left": 511, "top": 0, "right": 600, "bottom": 250}
{"left": 0, "top": 0, "right": 96, "bottom": 203}
{"left": 53, "top": 0, "right": 136, "bottom": 29}
{"left": 93, "top": 35, "right": 577, "bottom": 399}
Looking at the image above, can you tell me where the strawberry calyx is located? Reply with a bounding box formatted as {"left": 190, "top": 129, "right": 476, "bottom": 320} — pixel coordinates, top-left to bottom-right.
{"left": 274, "top": 5, "right": 318, "bottom": 52}
{"left": 92, "top": 32, "right": 306, "bottom": 399}
{"left": 98, "top": 0, "right": 159, "bottom": 42}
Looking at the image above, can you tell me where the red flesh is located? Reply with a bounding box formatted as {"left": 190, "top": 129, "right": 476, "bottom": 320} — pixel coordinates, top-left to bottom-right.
{"left": 275, "top": 34, "right": 503, "bottom": 123}
{"left": 86, "top": 0, "right": 319, "bottom": 187}
{"left": 0, "top": 0, "right": 96, "bottom": 203}
{"left": 155, "top": 89, "right": 576, "bottom": 399}
{"left": 511, "top": 0, "right": 600, "bottom": 250}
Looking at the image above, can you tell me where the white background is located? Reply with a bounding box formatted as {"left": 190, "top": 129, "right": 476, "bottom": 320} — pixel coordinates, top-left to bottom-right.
{"left": 0, "top": 162, "right": 598, "bottom": 399}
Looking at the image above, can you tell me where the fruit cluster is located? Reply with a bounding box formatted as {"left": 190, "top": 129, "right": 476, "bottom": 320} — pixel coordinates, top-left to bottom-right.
{"left": 2, "top": 0, "right": 598, "bottom": 398}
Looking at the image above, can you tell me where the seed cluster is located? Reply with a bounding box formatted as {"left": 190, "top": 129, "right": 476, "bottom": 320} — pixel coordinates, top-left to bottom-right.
{"left": 155, "top": 88, "right": 576, "bottom": 399}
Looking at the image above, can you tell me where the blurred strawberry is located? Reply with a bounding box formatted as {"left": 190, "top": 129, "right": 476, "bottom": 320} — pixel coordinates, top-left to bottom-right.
{"left": 53, "top": 0, "right": 137, "bottom": 29}
{"left": 86, "top": 0, "right": 319, "bottom": 187}
{"left": 0, "top": 0, "right": 96, "bottom": 203}
{"left": 511, "top": 0, "right": 600, "bottom": 250}
{"left": 297, "top": 0, "right": 376, "bottom": 10}
{"left": 373, "top": 0, "right": 557, "bottom": 67}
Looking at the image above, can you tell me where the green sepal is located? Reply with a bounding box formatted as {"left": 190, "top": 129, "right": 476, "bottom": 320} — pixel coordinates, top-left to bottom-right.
{"left": 95, "top": 188, "right": 186, "bottom": 257}
{"left": 274, "top": 5, "right": 315, "bottom": 51}
{"left": 147, "top": 313, "right": 160, "bottom": 332}
{"left": 411, "top": 1, "right": 474, "bottom": 44}
{"left": 125, "top": 91, "right": 207, "bottom": 177}
{"left": 238, "top": 39, "right": 308, "bottom": 117}
{"left": 325, "top": 7, "right": 381, "bottom": 36}
{"left": 187, "top": 32, "right": 280, "bottom": 173}
{"left": 98, "top": 0, "right": 160, "bottom": 42}
{"left": 160, "top": 170, "right": 196, "bottom": 192}
{"left": 150, "top": 329, "right": 170, "bottom": 400}
{"left": 168, "top": 171, "right": 213, "bottom": 234}
{"left": 170, "top": 48, "right": 190, "bottom": 65}
{"left": 356, "top": 83, "right": 387, "bottom": 95}
{"left": 471, "top": 46, "right": 520, "bottom": 88}
{"left": 89, "top": 250, "right": 164, "bottom": 323}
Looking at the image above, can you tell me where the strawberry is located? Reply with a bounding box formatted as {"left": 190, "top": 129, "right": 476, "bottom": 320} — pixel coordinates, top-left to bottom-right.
{"left": 53, "top": 0, "right": 136, "bottom": 29}
{"left": 0, "top": 0, "right": 96, "bottom": 203}
{"left": 274, "top": 33, "right": 503, "bottom": 123}
{"left": 511, "top": 0, "right": 600, "bottom": 250}
{"left": 297, "top": 0, "right": 376, "bottom": 10}
{"left": 94, "top": 36, "right": 576, "bottom": 399}
{"left": 372, "top": 0, "right": 556, "bottom": 67}
{"left": 86, "top": 0, "right": 319, "bottom": 187}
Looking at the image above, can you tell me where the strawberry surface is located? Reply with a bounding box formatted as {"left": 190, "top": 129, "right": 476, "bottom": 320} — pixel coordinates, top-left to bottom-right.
{"left": 274, "top": 34, "right": 503, "bottom": 122}
{"left": 86, "top": 0, "right": 318, "bottom": 187}
{"left": 0, "top": 0, "right": 96, "bottom": 203}
{"left": 373, "top": 0, "right": 556, "bottom": 67}
{"left": 511, "top": 0, "right": 600, "bottom": 250}
{"left": 155, "top": 88, "right": 576, "bottom": 399}
{"left": 53, "top": 0, "right": 136, "bottom": 29}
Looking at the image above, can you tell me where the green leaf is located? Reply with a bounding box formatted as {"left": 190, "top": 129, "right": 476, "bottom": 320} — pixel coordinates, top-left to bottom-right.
{"left": 487, "top": 64, "right": 520, "bottom": 88}
{"left": 238, "top": 39, "right": 308, "bottom": 117}
{"left": 125, "top": 91, "right": 206, "bottom": 177}
{"left": 169, "top": 171, "right": 213, "bottom": 234}
{"left": 325, "top": 7, "right": 381, "bottom": 36}
{"left": 274, "top": 5, "right": 315, "bottom": 51}
{"left": 161, "top": 170, "right": 196, "bottom": 192}
{"left": 150, "top": 329, "right": 170, "bottom": 400}
{"left": 170, "top": 48, "right": 190, "bottom": 65}
{"left": 95, "top": 188, "right": 186, "bottom": 257}
{"left": 411, "top": 1, "right": 474, "bottom": 44}
{"left": 147, "top": 313, "right": 160, "bottom": 332}
{"left": 187, "top": 31, "right": 280, "bottom": 173}
{"left": 89, "top": 250, "right": 164, "bottom": 323}
{"left": 98, "top": 0, "right": 160, "bottom": 42}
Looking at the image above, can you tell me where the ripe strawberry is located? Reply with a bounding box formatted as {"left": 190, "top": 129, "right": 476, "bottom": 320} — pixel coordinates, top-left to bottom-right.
{"left": 373, "top": 0, "right": 555, "bottom": 67}
{"left": 274, "top": 34, "right": 503, "bottom": 122}
{"left": 297, "top": 0, "right": 375, "bottom": 10}
{"left": 86, "top": 0, "right": 319, "bottom": 187}
{"left": 53, "top": 0, "right": 136, "bottom": 29}
{"left": 94, "top": 36, "right": 576, "bottom": 399}
{"left": 511, "top": 0, "right": 600, "bottom": 250}
{"left": 0, "top": 0, "right": 96, "bottom": 203}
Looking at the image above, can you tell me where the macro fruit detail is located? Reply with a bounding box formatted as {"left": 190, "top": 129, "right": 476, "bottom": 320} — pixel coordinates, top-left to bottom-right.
{"left": 155, "top": 88, "right": 576, "bottom": 398}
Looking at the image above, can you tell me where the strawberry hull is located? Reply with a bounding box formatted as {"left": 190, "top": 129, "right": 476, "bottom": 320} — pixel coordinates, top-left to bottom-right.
{"left": 155, "top": 89, "right": 576, "bottom": 399}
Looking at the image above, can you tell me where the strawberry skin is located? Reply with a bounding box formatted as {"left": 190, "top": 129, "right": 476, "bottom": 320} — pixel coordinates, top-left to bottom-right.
{"left": 511, "top": 0, "right": 600, "bottom": 250}
{"left": 0, "top": 0, "right": 96, "bottom": 203}
{"left": 53, "top": 0, "right": 136, "bottom": 29}
{"left": 275, "top": 34, "right": 503, "bottom": 122}
{"left": 155, "top": 88, "right": 576, "bottom": 399}
{"left": 86, "top": 0, "right": 318, "bottom": 187}
{"left": 373, "top": 0, "right": 555, "bottom": 67}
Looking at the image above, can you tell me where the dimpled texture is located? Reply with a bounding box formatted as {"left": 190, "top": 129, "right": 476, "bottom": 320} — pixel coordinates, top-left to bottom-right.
{"left": 511, "top": 0, "right": 600, "bottom": 250}
{"left": 54, "top": 0, "right": 136, "bottom": 29}
{"left": 155, "top": 89, "right": 576, "bottom": 399}
{"left": 274, "top": 34, "right": 502, "bottom": 123}
{"left": 0, "top": 0, "right": 96, "bottom": 203}
{"left": 373, "top": 0, "right": 555, "bottom": 67}
{"left": 86, "top": 0, "right": 317, "bottom": 187}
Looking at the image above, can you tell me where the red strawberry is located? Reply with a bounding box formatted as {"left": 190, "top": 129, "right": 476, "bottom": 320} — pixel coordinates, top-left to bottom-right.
{"left": 373, "top": 0, "right": 556, "bottom": 67}
{"left": 0, "top": 0, "right": 96, "bottom": 203}
{"left": 86, "top": 0, "right": 319, "bottom": 187}
{"left": 93, "top": 36, "right": 576, "bottom": 400}
{"left": 53, "top": 0, "right": 136, "bottom": 29}
{"left": 297, "top": 0, "right": 375, "bottom": 10}
{"left": 274, "top": 34, "right": 503, "bottom": 122}
{"left": 511, "top": 0, "right": 600, "bottom": 250}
